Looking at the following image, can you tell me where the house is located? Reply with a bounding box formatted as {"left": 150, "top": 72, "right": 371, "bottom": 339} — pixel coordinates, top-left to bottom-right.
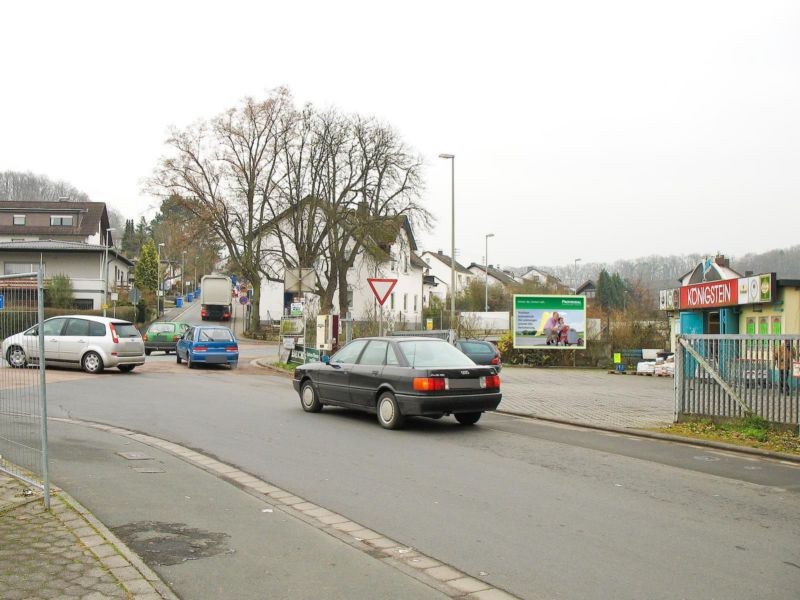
{"left": 467, "top": 263, "right": 519, "bottom": 288}
{"left": 258, "top": 215, "right": 425, "bottom": 328}
{"left": 521, "top": 266, "right": 561, "bottom": 286}
{"left": 0, "top": 240, "right": 133, "bottom": 309}
{"left": 420, "top": 250, "right": 475, "bottom": 299}
{"left": 576, "top": 280, "right": 596, "bottom": 298}
{"left": 0, "top": 200, "right": 114, "bottom": 245}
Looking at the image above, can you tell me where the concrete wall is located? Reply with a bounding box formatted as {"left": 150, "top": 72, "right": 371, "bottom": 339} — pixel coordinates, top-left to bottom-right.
{"left": 739, "top": 286, "right": 800, "bottom": 335}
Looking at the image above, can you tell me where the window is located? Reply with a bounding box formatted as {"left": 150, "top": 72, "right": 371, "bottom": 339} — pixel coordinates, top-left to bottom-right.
{"left": 331, "top": 339, "right": 367, "bottom": 364}
{"left": 112, "top": 322, "right": 140, "bottom": 338}
{"left": 64, "top": 319, "right": 90, "bottom": 337}
{"left": 357, "top": 341, "right": 388, "bottom": 366}
{"left": 149, "top": 323, "right": 175, "bottom": 334}
{"left": 11, "top": 239, "right": 24, "bottom": 242}
{"left": 413, "top": 295, "right": 418, "bottom": 312}
{"left": 398, "top": 340, "right": 474, "bottom": 368}
{"left": 403, "top": 254, "right": 408, "bottom": 274}
{"left": 89, "top": 321, "right": 106, "bottom": 337}
{"left": 50, "top": 215, "right": 74, "bottom": 226}
{"left": 771, "top": 317, "right": 782, "bottom": 335}
{"left": 4, "top": 262, "right": 43, "bottom": 276}
{"left": 390, "top": 293, "right": 395, "bottom": 309}
{"left": 403, "top": 293, "right": 408, "bottom": 311}
{"left": 42, "top": 318, "right": 67, "bottom": 336}
{"left": 347, "top": 287, "right": 354, "bottom": 308}
{"left": 74, "top": 299, "right": 94, "bottom": 310}
{"left": 199, "top": 328, "right": 234, "bottom": 342}
{"left": 386, "top": 344, "right": 401, "bottom": 366}
{"left": 13, "top": 215, "right": 25, "bottom": 226}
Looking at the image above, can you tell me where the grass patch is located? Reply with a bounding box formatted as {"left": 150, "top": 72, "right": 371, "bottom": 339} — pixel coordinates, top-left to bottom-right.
{"left": 269, "top": 361, "right": 295, "bottom": 372}
{"left": 656, "top": 416, "right": 800, "bottom": 455}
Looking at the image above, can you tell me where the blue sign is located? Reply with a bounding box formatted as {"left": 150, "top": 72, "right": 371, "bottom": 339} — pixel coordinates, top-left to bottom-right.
{"left": 0, "top": 294, "right": 4, "bottom": 310}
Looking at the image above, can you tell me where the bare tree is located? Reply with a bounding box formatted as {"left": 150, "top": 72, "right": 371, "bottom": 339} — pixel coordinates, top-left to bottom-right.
{"left": 151, "top": 89, "right": 292, "bottom": 331}
{"left": 0, "top": 171, "right": 91, "bottom": 202}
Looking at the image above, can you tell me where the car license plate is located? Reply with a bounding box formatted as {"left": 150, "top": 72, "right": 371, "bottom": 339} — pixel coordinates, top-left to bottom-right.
{"left": 447, "top": 378, "right": 480, "bottom": 390}
{"left": 206, "top": 355, "right": 228, "bottom": 364}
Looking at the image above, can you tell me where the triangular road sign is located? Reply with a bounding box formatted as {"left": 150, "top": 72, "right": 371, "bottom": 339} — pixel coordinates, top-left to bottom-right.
{"left": 367, "top": 278, "right": 398, "bottom": 306}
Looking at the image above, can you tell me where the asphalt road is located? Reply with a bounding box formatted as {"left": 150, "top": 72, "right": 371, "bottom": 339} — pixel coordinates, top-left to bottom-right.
{"left": 45, "top": 362, "right": 800, "bottom": 600}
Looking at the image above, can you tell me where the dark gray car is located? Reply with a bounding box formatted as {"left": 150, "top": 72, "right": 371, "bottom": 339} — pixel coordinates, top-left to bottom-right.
{"left": 292, "top": 337, "right": 502, "bottom": 429}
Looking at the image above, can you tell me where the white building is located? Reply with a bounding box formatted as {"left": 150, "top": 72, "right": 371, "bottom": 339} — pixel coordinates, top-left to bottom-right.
{"left": 521, "top": 266, "right": 561, "bottom": 287}
{"left": 467, "top": 263, "right": 519, "bottom": 289}
{"left": 420, "top": 251, "right": 475, "bottom": 299}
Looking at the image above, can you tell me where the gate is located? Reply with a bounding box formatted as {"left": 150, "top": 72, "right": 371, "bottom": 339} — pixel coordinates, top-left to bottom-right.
{"left": 0, "top": 271, "right": 50, "bottom": 508}
{"left": 675, "top": 334, "right": 800, "bottom": 429}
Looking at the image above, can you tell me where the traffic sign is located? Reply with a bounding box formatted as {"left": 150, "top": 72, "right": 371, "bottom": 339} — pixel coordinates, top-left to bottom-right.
{"left": 0, "top": 294, "right": 5, "bottom": 310}
{"left": 239, "top": 295, "right": 249, "bottom": 305}
{"left": 367, "top": 278, "right": 398, "bottom": 306}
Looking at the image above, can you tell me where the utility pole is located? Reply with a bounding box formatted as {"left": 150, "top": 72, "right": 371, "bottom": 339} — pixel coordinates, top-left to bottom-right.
{"left": 439, "top": 153, "right": 455, "bottom": 330}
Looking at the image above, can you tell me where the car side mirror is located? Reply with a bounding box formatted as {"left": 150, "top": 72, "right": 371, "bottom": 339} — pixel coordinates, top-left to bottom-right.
{"left": 321, "top": 355, "right": 330, "bottom": 365}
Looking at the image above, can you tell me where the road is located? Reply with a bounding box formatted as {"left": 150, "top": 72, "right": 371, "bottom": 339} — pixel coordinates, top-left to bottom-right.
{"left": 43, "top": 353, "right": 800, "bottom": 600}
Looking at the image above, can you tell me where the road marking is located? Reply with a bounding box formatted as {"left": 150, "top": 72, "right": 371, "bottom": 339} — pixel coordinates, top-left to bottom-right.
{"left": 50, "top": 416, "right": 523, "bottom": 600}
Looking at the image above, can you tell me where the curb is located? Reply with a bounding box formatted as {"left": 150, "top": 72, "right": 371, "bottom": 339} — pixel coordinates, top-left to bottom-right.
{"left": 253, "top": 358, "right": 293, "bottom": 378}
{"left": 496, "top": 410, "right": 800, "bottom": 464}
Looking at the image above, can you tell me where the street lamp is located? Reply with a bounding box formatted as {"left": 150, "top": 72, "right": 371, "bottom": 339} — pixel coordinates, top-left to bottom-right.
{"left": 158, "top": 243, "right": 165, "bottom": 316}
{"left": 574, "top": 258, "right": 582, "bottom": 292}
{"left": 182, "top": 250, "right": 186, "bottom": 299}
{"left": 439, "top": 153, "right": 455, "bottom": 330}
{"left": 484, "top": 233, "right": 495, "bottom": 312}
{"left": 102, "top": 228, "right": 116, "bottom": 317}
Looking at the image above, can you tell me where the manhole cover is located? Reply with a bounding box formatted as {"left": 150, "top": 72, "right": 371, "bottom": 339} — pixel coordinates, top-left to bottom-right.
{"left": 117, "top": 452, "right": 153, "bottom": 460}
{"left": 112, "top": 521, "right": 233, "bottom": 565}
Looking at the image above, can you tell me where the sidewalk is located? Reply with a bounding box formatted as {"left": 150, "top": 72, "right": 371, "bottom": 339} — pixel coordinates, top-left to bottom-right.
{"left": 1, "top": 420, "right": 447, "bottom": 600}
{"left": 0, "top": 474, "right": 175, "bottom": 599}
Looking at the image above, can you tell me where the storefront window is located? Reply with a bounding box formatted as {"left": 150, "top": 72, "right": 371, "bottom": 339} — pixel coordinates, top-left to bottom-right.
{"left": 746, "top": 317, "right": 756, "bottom": 335}
{"left": 771, "top": 317, "right": 782, "bottom": 335}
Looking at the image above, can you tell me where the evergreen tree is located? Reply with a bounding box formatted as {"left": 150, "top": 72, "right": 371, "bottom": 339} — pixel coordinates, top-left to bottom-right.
{"left": 134, "top": 239, "right": 159, "bottom": 293}
{"left": 596, "top": 269, "right": 613, "bottom": 311}
{"left": 120, "top": 219, "right": 136, "bottom": 256}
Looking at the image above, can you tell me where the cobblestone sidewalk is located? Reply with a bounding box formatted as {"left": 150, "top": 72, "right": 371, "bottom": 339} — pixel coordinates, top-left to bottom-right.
{"left": 0, "top": 475, "right": 176, "bottom": 600}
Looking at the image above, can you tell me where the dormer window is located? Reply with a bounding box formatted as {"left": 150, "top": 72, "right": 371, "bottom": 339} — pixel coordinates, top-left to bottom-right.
{"left": 13, "top": 215, "right": 25, "bottom": 226}
{"left": 50, "top": 215, "right": 74, "bottom": 226}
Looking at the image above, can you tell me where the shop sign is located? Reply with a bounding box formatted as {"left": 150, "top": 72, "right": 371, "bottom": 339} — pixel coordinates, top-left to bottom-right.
{"left": 659, "top": 289, "right": 679, "bottom": 310}
{"left": 512, "top": 295, "right": 586, "bottom": 350}
{"left": 680, "top": 279, "right": 738, "bottom": 309}
{"left": 737, "top": 274, "right": 774, "bottom": 305}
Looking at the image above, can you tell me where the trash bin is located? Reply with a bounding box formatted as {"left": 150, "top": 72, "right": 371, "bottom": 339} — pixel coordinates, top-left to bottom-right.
{"left": 195, "top": 287, "right": 201, "bottom": 296}
{"left": 187, "top": 293, "right": 193, "bottom": 303}
{"left": 176, "top": 296, "right": 183, "bottom": 308}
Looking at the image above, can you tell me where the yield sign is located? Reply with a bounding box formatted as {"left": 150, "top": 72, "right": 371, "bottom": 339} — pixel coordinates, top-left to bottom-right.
{"left": 367, "top": 278, "right": 398, "bottom": 306}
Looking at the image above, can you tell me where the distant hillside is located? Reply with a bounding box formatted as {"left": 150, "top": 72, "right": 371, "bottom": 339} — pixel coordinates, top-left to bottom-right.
{"left": 515, "top": 245, "right": 800, "bottom": 291}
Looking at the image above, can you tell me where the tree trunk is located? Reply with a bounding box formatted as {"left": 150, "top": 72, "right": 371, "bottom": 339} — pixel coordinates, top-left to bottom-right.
{"left": 249, "top": 275, "right": 261, "bottom": 332}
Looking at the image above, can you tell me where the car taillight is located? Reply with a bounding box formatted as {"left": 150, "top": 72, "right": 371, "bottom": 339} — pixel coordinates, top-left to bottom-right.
{"left": 225, "top": 346, "right": 238, "bottom": 352}
{"left": 224, "top": 312, "right": 230, "bottom": 319}
{"left": 201, "top": 309, "right": 208, "bottom": 317}
{"left": 143, "top": 334, "right": 148, "bottom": 341}
{"left": 490, "top": 355, "right": 500, "bottom": 365}
{"left": 194, "top": 346, "right": 208, "bottom": 352}
{"left": 413, "top": 377, "right": 448, "bottom": 392}
{"left": 480, "top": 375, "right": 500, "bottom": 389}
{"left": 173, "top": 336, "right": 180, "bottom": 342}
{"left": 109, "top": 323, "right": 119, "bottom": 344}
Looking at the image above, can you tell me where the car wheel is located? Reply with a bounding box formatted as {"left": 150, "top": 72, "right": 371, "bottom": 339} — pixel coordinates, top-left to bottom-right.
{"left": 118, "top": 365, "right": 135, "bottom": 373}
{"left": 176, "top": 352, "right": 182, "bottom": 364}
{"left": 300, "top": 380, "right": 322, "bottom": 413}
{"left": 145, "top": 349, "right": 152, "bottom": 356}
{"left": 82, "top": 351, "right": 104, "bottom": 374}
{"left": 6, "top": 345, "right": 27, "bottom": 368}
{"left": 187, "top": 355, "right": 196, "bottom": 369}
{"left": 229, "top": 361, "right": 238, "bottom": 370}
{"left": 376, "top": 391, "right": 405, "bottom": 430}
{"left": 455, "top": 412, "right": 482, "bottom": 426}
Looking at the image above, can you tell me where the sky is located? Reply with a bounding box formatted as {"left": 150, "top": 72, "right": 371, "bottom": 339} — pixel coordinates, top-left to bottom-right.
{"left": 1, "top": 1, "right": 798, "bottom": 270}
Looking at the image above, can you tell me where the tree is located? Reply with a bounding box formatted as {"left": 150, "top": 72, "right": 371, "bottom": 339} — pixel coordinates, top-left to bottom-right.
{"left": 47, "top": 274, "right": 74, "bottom": 308}
{"left": 134, "top": 239, "right": 159, "bottom": 294}
{"left": 0, "top": 171, "right": 91, "bottom": 202}
{"left": 120, "top": 219, "right": 137, "bottom": 256}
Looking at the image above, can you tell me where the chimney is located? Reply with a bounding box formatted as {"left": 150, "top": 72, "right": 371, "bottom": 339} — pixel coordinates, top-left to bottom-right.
{"left": 714, "top": 254, "right": 729, "bottom": 268}
{"left": 745, "top": 270, "right": 753, "bottom": 277}
{"left": 437, "top": 249, "right": 443, "bottom": 255}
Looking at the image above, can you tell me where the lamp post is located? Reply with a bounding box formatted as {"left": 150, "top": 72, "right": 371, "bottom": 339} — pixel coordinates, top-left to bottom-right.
{"left": 484, "top": 233, "right": 494, "bottom": 312}
{"left": 102, "top": 228, "right": 115, "bottom": 317}
{"left": 439, "top": 153, "right": 455, "bottom": 331}
{"left": 182, "top": 250, "right": 186, "bottom": 299}
{"left": 574, "top": 258, "right": 582, "bottom": 292}
{"left": 157, "top": 243, "right": 165, "bottom": 316}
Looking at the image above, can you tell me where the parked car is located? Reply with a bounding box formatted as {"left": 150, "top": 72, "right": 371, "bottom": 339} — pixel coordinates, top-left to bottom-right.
{"left": 292, "top": 337, "right": 501, "bottom": 429}
{"left": 455, "top": 339, "right": 502, "bottom": 371}
{"left": 143, "top": 321, "right": 190, "bottom": 355}
{"left": 2, "top": 316, "right": 146, "bottom": 374}
{"left": 176, "top": 326, "right": 239, "bottom": 369}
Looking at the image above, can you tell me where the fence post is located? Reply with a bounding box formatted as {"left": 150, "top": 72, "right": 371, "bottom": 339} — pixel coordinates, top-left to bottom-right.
{"left": 674, "top": 337, "right": 682, "bottom": 422}
{"left": 37, "top": 267, "right": 50, "bottom": 509}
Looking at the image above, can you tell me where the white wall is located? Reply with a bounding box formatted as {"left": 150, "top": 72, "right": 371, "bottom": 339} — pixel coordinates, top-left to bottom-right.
{"left": 421, "top": 252, "right": 474, "bottom": 297}
{"left": 467, "top": 265, "right": 509, "bottom": 288}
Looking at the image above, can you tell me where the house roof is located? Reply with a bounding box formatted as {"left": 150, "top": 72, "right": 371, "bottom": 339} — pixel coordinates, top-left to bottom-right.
{"left": 468, "top": 263, "right": 517, "bottom": 286}
{"left": 423, "top": 274, "right": 438, "bottom": 286}
{"left": 410, "top": 251, "right": 427, "bottom": 269}
{"left": 522, "top": 266, "right": 562, "bottom": 282}
{"left": 576, "top": 279, "right": 596, "bottom": 294}
{"left": 0, "top": 200, "right": 110, "bottom": 240}
{"left": 422, "top": 251, "right": 472, "bottom": 274}
{"left": 0, "top": 240, "right": 134, "bottom": 266}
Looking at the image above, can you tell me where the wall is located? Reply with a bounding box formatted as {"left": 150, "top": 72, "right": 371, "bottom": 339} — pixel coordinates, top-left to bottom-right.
{"left": 738, "top": 286, "right": 800, "bottom": 335}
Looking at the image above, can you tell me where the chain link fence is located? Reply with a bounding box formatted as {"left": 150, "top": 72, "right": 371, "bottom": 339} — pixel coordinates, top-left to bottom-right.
{"left": 0, "top": 271, "right": 50, "bottom": 507}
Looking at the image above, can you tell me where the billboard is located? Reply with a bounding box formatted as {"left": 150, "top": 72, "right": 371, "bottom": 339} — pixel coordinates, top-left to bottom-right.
{"left": 513, "top": 295, "right": 586, "bottom": 349}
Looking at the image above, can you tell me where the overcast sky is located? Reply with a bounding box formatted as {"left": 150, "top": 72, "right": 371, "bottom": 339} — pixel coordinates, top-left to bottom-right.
{"left": 2, "top": 1, "right": 798, "bottom": 269}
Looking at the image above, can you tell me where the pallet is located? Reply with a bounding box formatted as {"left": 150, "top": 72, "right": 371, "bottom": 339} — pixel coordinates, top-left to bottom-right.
{"left": 634, "top": 372, "right": 673, "bottom": 377}
{"left": 607, "top": 370, "right": 628, "bottom": 375}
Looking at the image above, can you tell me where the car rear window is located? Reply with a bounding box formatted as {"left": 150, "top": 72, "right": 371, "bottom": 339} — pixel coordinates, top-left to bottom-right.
{"left": 398, "top": 340, "right": 476, "bottom": 368}
{"left": 460, "top": 341, "right": 494, "bottom": 354}
{"left": 112, "top": 322, "right": 140, "bottom": 338}
{"left": 148, "top": 323, "right": 174, "bottom": 334}
{"left": 198, "top": 329, "right": 234, "bottom": 342}
{"left": 89, "top": 321, "right": 106, "bottom": 337}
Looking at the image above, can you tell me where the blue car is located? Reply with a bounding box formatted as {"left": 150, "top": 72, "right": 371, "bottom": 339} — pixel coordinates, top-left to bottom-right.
{"left": 176, "top": 326, "right": 239, "bottom": 369}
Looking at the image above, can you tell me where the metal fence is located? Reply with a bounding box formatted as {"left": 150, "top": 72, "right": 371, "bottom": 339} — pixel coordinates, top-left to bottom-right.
{"left": 0, "top": 271, "right": 50, "bottom": 508}
{"left": 675, "top": 334, "right": 800, "bottom": 428}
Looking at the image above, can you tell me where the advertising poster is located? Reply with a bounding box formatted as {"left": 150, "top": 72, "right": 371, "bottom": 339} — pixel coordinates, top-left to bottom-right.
{"left": 513, "top": 295, "right": 587, "bottom": 349}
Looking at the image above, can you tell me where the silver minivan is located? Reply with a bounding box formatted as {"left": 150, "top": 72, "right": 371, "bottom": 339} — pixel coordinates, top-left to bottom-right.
{"left": 2, "top": 315, "right": 146, "bottom": 373}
